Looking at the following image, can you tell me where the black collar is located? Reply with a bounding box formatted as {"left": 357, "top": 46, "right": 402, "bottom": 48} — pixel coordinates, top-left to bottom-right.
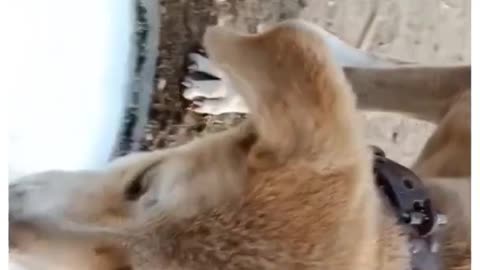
{"left": 371, "top": 146, "right": 447, "bottom": 270}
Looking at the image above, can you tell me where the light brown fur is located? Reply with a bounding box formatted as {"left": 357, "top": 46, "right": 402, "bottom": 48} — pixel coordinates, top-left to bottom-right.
{"left": 9, "top": 20, "right": 470, "bottom": 270}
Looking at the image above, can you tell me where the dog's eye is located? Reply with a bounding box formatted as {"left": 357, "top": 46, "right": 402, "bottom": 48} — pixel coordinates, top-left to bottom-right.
{"left": 124, "top": 177, "right": 148, "bottom": 201}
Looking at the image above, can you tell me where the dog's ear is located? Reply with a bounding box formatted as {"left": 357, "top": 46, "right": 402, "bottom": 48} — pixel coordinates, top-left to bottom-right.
{"left": 117, "top": 122, "right": 256, "bottom": 224}
{"left": 203, "top": 20, "right": 363, "bottom": 165}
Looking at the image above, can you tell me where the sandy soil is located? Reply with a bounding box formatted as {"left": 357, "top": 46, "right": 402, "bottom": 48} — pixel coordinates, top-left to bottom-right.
{"left": 146, "top": 0, "right": 470, "bottom": 166}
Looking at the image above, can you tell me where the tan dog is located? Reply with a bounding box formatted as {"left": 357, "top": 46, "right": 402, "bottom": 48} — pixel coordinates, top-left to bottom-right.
{"left": 9, "top": 20, "right": 470, "bottom": 270}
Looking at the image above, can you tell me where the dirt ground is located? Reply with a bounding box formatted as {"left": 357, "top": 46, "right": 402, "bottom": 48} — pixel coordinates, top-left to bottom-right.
{"left": 145, "top": 0, "right": 470, "bottom": 166}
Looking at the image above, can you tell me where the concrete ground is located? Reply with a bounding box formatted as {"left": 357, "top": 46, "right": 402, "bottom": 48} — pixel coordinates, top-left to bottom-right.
{"left": 214, "top": 0, "right": 470, "bottom": 165}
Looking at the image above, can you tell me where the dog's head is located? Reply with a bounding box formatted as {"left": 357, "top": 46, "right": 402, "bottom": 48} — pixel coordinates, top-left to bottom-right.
{"left": 9, "top": 124, "right": 256, "bottom": 270}
{"left": 10, "top": 19, "right": 368, "bottom": 269}
{"left": 9, "top": 125, "right": 255, "bottom": 236}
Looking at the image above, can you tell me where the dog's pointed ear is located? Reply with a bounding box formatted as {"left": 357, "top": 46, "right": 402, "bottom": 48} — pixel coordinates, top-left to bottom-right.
{"left": 203, "top": 20, "right": 363, "bottom": 165}
{"left": 110, "top": 122, "right": 256, "bottom": 224}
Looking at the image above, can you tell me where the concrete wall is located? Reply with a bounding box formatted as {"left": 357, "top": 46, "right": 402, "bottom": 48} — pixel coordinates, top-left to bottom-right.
{"left": 8, "top": 0, "right": 135, "bottom": 179}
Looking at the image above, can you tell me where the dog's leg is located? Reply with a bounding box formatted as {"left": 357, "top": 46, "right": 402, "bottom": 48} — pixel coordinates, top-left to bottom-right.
{"left": 344, "top": 66, "right": 470, "bottom": 123}
{"left": 412, "top": 91, "right": 471, "bottom": 177}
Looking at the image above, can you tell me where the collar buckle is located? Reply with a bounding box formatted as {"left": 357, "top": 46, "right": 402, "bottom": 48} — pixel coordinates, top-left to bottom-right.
{"left": 371, "top": 146, "right": 447, "bottom": 270}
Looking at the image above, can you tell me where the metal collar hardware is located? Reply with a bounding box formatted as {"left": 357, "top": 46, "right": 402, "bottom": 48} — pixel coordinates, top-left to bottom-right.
{"left": 371, "top": 145, "right": 447, "bottom": 270}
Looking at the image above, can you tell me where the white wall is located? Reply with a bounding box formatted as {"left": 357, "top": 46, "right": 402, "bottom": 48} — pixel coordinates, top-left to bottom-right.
{"left": 7, "top": 0, "right": 134, "bottom": 180}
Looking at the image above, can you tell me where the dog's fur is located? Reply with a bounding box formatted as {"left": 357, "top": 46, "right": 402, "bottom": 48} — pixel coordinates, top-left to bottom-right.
{"left": 9, "top": 20, "right": 470, "bottom": 270}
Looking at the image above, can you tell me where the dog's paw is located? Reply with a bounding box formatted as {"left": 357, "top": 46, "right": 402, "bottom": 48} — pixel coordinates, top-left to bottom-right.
{"left": 182, "top": 76, "right": 249, "bottom": 115}
{"left": 182, "top": 75, "right": 248, "bottom": 115}
{"left": 188, "top": 95, "right": 249, "bottom": 115}
{"left": 182, "top": 76, "right": 227, "bottom": 100}
{"left": 182, "top": 51, "right": 249, "bottom": 115}
{"left": 187, "top": 52, "right": 223, "bottom": 78}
